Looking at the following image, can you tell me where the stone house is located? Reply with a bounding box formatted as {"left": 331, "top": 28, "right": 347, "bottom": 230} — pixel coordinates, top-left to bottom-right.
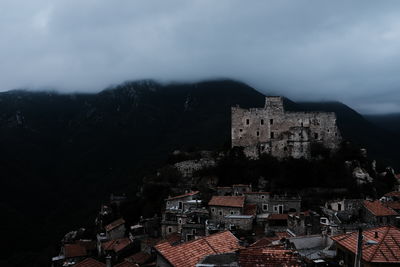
{"left": 105, "top": 218, "right": 126, "bottom": 240}
{"left": 208, "top": 196, "right": 245, "bottom": 221}
{"left": 287, "top": 210, "right": 321, "bottom": 236}
{"left": 362, "top": 200, "right": 398, "bottom": 225}
{"left": 231, "top": 96, "right": 341, "bottom": 159}
{"left": 243, "top": 192, "right": 270, "bottom": 213}
{"left": 268, "top": 193, "right": 301, "bottom": 214}
{"left": 161, "top": 191, "right": 207, "bottom": 238}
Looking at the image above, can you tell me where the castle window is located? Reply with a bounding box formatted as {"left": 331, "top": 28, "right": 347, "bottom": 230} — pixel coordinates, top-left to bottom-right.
{"left": 314, "top": 133, "right": 318, "bottom": 139}
{"left": 256, "top": 131, "right": 260, "bottom": 137}
{"left": 270, "top": 132, "right": 274, "bottom": 139}
{"left": 261, "top": 119, "right": 264, "bottom": 125}
{"left": 246, "top": 119, "right": 250, "bottom": 125}
{"left": 270, "top": 119, "right": 274, "bottom": 125}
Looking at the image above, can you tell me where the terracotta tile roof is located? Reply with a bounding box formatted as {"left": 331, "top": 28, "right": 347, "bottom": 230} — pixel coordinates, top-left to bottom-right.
{"left": 332, "top": 226, "right": 400, "bottom": 263}
{"left": 166, "top": 191, "right": 199, "bottom": 201}
{"left": 267, "top": 214, "right": 289, "bottom": 220}
{"left": 276, "top": 231, "right": 291, "bottom": 239}
{"left": 105, "top": 218, "right": 125, "bottom": 232}
{"left": 239, "top": 247, "right": 301, "bottom": 267}
{"left": 102, "top": 238, "right": 132, "bottom": 253}
{"left": 125, "top": 252, "right": 151, "bottom": 264}
{"left": 155, "top": 230, "right": 241, "bottom": 267}
{"left": 363, "top": 200, "right": 398, "bottom": 216}
{"left": 384, "top": 191, "right": 400, "bottom": 198}
{"left": 74, "top": 258, "right": 105, "bottom": 267}
{"left": 64, "top": 243, "right": 87, "bottom": 258}
{"left": 244, "top": 204, "right": 257, "bottom": 216}
{"left": 208, "top": 196, "right": 245, "bottom": 208}
{"left": 76, "top": 240, "right": 96, "bottom": 251}
{"left": 250, "top": 237, "right": 278, "bottom": 248}
{"left": 385, "top": 202, "right": 400, "bottom": 210}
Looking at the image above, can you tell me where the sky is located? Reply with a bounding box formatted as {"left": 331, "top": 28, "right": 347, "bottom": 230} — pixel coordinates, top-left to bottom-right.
{"left": 1, "top": 1, "right": 400, "bottom": 114}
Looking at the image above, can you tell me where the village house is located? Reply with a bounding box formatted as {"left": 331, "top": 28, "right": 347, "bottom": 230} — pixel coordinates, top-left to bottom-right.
{"left": 106, "top": 218, "right": 126, "bottom": 240}
{"left": 243, "top": 192, "right": 270, "bottom": 214}
{"left": 287, "top": 210, "right": 321, "bottom": 236}
{"left": 154, "top": 230, "right": 241, "bottom": 267}
{"left": 332, "top": 226, "right": 400, "bottom": 267}
{"left": 101, "top": 237, "right": 135, "bottom": 263}
{"left": 208, "top": 196, "right": 245, "bottom": 220}
{"left": 268, "top": 193, "right": 301, "bottom": 214}
{"left": 362, "top": 200, "right": 398, "bottom": 225}
{"left": 161, "top": 191, "right": 207, "bottom": 238}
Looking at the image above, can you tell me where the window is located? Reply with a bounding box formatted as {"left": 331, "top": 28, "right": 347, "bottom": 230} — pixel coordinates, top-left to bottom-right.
{"left": 178, "top": 219, "right": 182, "bottom": 224}
{"left": 211, "top": 208, "right": 215, "bottom": 213}
{"left": 219, "top": 211, "right": 223, "bottom": 216}
{"left": 246, "top": 119, "right": 250, "bottom": 125}
{"left": 261, "top": 195, "right": 265, "bottom": 199}
{"left": 261, "top": 119, "right": 264, "bottom": 125}
{"left": 239, "top": 129, "right": 243, "bottom": 132}
{"left": 263, "top": 204, "right": 268, "bottom": 211}
{"left": 256, "top": 131, "right": 260, "bottom": 137}
{"left": 178, "top": 201, "right": 183, "bottom": 210}
{"left": 270, "top": 119, "right": 274, "bottom": 125}
{"left": 230, "top": 211, "right": 234, "bottom": 215}
{"left": 270, "top": 132, "right": 274, "bottom": 139}
{"left": 273, "top": 206, "right": 278, "bottom": 212}
{"left": 168, "top": 227, "right": 172, "bottom": 233}
{"left": 314, "top": 133, "right": 318, "bottom": 139}
{"left": 348, "top": 204, "right": 353, "bottom": 210}
{"left": 167, "top": 201, "right": 170, "bottom": 205}
{"left": 192, "top": 229, "right": 197, "bottom": 234}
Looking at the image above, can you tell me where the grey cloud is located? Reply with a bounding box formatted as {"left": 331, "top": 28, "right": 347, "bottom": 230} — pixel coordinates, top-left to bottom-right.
{"left": 1, "top": 0, "right": 400, "bottom": 113}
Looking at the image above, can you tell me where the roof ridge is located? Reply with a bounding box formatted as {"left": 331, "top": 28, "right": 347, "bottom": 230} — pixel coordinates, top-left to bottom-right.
{"left": 203, "top": 238, "right": 218, "bottom": 254}
{"left": 368, "top": 226, "right": 390, "bottom": 262}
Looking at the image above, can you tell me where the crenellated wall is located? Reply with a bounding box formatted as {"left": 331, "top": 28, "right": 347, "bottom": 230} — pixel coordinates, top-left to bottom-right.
{"left": 231, "top": 96, "right": 341, "bottom": 159}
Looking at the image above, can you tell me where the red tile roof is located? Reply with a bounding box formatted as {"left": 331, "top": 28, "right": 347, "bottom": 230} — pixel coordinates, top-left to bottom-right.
{"left": 244, "top": 204, "right": 257, "bottom": 216}
{"left": 363, "top": 200, "right": 398, "bottom": 216}
{"left": 385, "top": 202, "right": 400, "bottom": 210}
{"left": 125, "top": 251, "right": 151, "bottom": 264}
{"left": 156, "top": 233, "right": 182, "bottom": 245}
{"left": 250, "top": 232, "right": 290, "bottom": 248}
{"left": 102, "top": 238, "right": 132, "bottom": 253}
{"left": 244, "top": 192, "right": 270, "bottom": 195}
{"left": 239, "top": 247, "right": 301, "bottom": 267}
{"left": 332, "top": 226, "right": 400, "bottom": 263}
{"left": 267, "top": 214, "right": 289, "bottom": 220}
{"left": 74, "top": 258, "right": 105, "bottom": 267}
{"left": 166, "top": 191, "right": 199, "bottom": 200}
{"left": 105, "top": 218, "right": 125, "bottom": 232}
{"left": 208, "top": 196, "right": 245, "bottom": 208}
{"left": 155, "top": 231, "right": 241, "bottom": 267}
{"left": 64, "top": 243, "right": 87, "bottom": 258}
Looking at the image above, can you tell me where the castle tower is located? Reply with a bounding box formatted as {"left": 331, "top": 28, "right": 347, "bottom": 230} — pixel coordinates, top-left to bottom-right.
{"left": 265, "top": 96, "right": 284, "bottom": 113}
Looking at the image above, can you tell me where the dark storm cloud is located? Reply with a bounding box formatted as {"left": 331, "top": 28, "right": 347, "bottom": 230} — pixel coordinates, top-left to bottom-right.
{"left": 1, "top": 1, "right": 400, "bottom": 113}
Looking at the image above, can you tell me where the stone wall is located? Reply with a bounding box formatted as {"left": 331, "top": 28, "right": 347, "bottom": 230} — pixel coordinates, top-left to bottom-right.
{"left": 231, "top": 96, "right": 341, "bottom": 159}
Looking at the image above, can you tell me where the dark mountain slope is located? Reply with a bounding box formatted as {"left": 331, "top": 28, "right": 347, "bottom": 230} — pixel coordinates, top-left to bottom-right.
{"left": 0, "top": 79, "right": 398, "bottom": 266}
{"left": 365, "top": 113, "right": 400, "bottom": 134}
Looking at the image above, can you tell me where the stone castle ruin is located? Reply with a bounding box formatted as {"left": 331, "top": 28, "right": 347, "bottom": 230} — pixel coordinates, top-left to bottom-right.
{"left": 231, "top": 96, "right": 341, "bottom": 159}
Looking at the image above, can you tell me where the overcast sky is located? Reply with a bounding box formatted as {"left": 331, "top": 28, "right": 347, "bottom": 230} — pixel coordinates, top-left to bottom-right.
{"left": 1, "top": 1, "right": 400, "bottom": 114}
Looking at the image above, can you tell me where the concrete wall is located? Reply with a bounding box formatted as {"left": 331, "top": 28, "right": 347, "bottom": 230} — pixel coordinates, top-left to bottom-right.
{"left": 231, "top": 96, "right": 341, "bottom": 159}
{"left": 224, "top": 216, "right": 254, "bottom": 231}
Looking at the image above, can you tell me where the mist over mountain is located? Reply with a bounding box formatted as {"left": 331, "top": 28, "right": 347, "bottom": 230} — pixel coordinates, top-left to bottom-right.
{"left": 0, "top": 79, "right": 398, "bottom": 266}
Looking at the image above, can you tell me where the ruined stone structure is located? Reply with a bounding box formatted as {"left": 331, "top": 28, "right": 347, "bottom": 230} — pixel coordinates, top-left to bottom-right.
{"left": 231, "top": 96, "right": 341, "bottom": 159}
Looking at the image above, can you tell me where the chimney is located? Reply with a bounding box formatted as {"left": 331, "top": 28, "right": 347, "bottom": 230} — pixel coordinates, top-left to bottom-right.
{"left": 106, "top": 255, "right": 112, "bottom": 267}
{"left": 374, "top": 231, "right": 379, "bottom": 238}
{"left": 354, "top": 228, "right": 363, "bottom": 267}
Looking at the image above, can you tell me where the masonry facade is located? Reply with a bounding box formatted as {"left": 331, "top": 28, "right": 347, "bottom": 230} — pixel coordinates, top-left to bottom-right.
{"left": 231, "top": 96, "right": 341, "bottom": 159}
